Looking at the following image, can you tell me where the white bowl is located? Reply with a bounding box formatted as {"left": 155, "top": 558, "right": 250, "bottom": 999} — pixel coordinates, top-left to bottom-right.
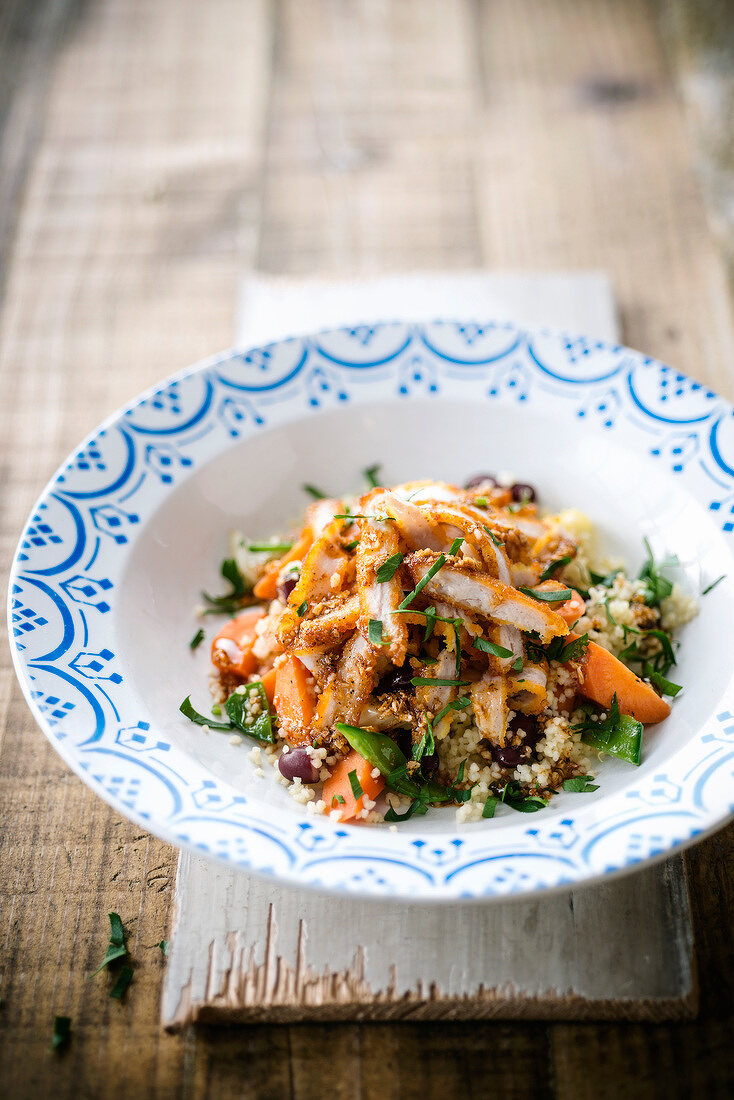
{"left": 9, "top": 321, "right": 734, "bottom": 899}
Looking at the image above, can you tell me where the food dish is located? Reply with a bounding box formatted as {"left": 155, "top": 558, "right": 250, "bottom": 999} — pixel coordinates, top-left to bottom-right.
{"left": 8, "top": 321, "right": 734, "bottom": 899}
{"left": 185, "top": 475, "right": 696, "bottom": 826}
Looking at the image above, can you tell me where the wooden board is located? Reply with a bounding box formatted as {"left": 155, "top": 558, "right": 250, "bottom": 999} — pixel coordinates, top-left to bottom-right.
{"left": 1, "top": 0, "right": 734, "bottom": 1096}
{"left": 161, "top": 269, "right": 696, "bottom": 1027}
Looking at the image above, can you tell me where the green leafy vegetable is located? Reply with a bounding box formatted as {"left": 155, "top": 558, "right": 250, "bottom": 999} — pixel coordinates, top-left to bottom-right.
{"left": 512, "top": 656, "right": 524, "bottom": 671}
{"left": 347, "top": 770, "right": 363, "bottom": 800}
{"left": 384, "top": 797, "right": 429, "bottom": 822}
{"left": 247, "top": 542, "right": 293, "bottom": 554}
{"left": 541, "top": 632, "right": 589, "bottom": 664}
{"left": 539, "top": 555, "right": 572, "bottom": 582}
{"left": 223, "top": 683, "right": 275, "bottom": 743}
{"left": 702, "top": 574, "right": 726, "bottom": 596}
{"left": 399, "top": 553, "right": 447, "bottom": 610}
{"left": 158, "top": 940, "right": 169, "bottom": 957}
{"left": 482, "top": 795, "right": 498, "bottom": 818}
{"left": 336, "top": 724, "right": 420, "bottom": 797}
{"left": 499, "top": 782, "right": 549, "bottom": 812}
{"left": 368, "top": 619, "right": 389, "bottom": 646}
{"left": 179, "top": 696, "right": 233, "bottom": 730}
{"left": 562, "top": 775, "right": 600, "bottom": 793}
{"left": 638, "top": 538, "right": 674, "bottom": 607}
{"left": 448, "top": 537, "right": 464, "bottom": 555}
{"left": 296, "top": 600, "right": 308, "bottom": 617}
{"left": 52, "top": 1016, "right": 71, "bottom": 1051}
{"left": 189, "top": 628, "right": 205, "bottom": 651}
{"left": 344, "top": 538, "right": 360, "bottom": 551}
{"left": 303, "top": 484, "right": 327, "bottom": 499}
{"left": 201, "top": 558, "right": 252, "bottom": 615}
{"left": 110, "top": 965, "right": 134, "bottom": 1001}
{"left": 576, "top": 694, "right": 644, "bottom": 765}
{"left": 91, "top": 912, "right": 127, "bottom": 975}
{"left": 519, "top": 585, "right": 573, "bottom": 603}
{"left": 475, "top": 637, "right": 513, "bottom": 659}
{"left": 376, "top": 552, "right": 404, "bottom": 582}
{"left": 618, "top": 626, "right": 676, "bottom": 678}
{"left": 363, "top": 464, "right": 382, "bottom": 488}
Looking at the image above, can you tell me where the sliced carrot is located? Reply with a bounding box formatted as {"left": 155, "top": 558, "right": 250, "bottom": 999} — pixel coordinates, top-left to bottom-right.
{"left": 253, "top": 529, "right": 313, "bottom": 600}
{"left": 211, "top": 607, "right": 265, "bottom": 679}
{"left": 322, "top": 750, "right": 386, "bottom": 823}
{"left": 260, "top": 667, "right": 277, "bottom": 708}
{"left": 576, "top": 638, "right": 671, "bottom": 724}
{"left": 557, "top": 589, "right": 586, "bottom": 626}
{"left": 274, "top": 655, "right": 315, "bottom": 744}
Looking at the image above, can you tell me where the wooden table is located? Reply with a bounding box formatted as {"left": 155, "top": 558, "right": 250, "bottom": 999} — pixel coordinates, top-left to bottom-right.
{"left": 1, "top": 0, "right": 733, "bottom": 1095}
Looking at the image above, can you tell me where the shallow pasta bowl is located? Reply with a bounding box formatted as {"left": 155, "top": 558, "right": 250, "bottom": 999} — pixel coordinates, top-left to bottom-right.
{"left": 8, "top": 321, "right": 734, "bottom": 900}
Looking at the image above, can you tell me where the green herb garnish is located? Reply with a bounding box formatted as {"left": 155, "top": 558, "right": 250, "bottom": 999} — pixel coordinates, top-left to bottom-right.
{"left": 643, "top": 664, "right": 682, "bottom": 697}
{"left": 333, "top": 513, "right": 395, "bottom": 522}
{"left": 539, "top": 555, "right": 572, "bottom": 582}
{"left": 364, "top": 464, "right": 382, "bottom": 488}
{"left": 331, "top": 795, "right": 346, "bottom": 806}
{"left": 519, "top": 585, "right": 573, "bottom": 603}
{"left": 482, "top": 524, "right": 504, "bottom": 547}
{"left": 384, "top": 797, "right": 430, "bottom": 822}
{"left": 179, "top": 696, "right": 234, "bottom": 730}
{"left": 344, "top": 538, "right": 360, "bottom": 551}
{"left": 201, "top": 558, "right": 252, "bottom": 615}
{"left": 110, "top": 965, "right": 134, "bottom": 1001}
{"left": 223, "top": 683, "right": 275, "bottom": 743}
{"left": 399, "top": 554, "right": 447, "bottom": 610}
{"left": 303, "top": 484, "right": 327, "bottom": 499}
{"left": 51, "top": 1016, "right": 72, "bottom": 1051}
{"left": 376, "top": 552, "right": 404, "bottom": 582}
{"left": 347, "top": 770, "right": 364, "bottom": 800}
{"left": 475, "top": 637, "right": 513, "bottom": 659}
{"left": 336, "top": 724, "right": 420, "bottom": 797}
{"left": 158, "top": 940, "right": 169, "bottom": 957}
{"left": 474, "top": 496, "right": 489, "bottom": 507}
{"left": 448, "top": 537, "right": 464, "bottom": 556}
{"left": 540, "top": 632, "right": 589, "bottom": 664}
{"left": 368, "top": 619, "right": 389, "bottom": 646}
{"left": 702, "top": 574, "right": 726, "bottom": 596}
{"left": 410, "top": 676, "right": 470, "bottom": 687}
{"left": 91, "top": 912, "right": 127, "bottom": 975}
{"left": 638, "top": 538, "right": 675, "bottom": 607}
{"left": 512, "top": 656, "right": 524, "bottom": 671}
{"left": 562, "top": 775, "right": 600, "bottom": 793}
{"left": 499, "top": 782, "right": 549, "bottom": 812}
{"left": 189, "top": 628, "right": 205, "bottom": 651}
{"left": 296, "top": 600, "right": 308, "bottom": 617}
{"left": 247, "top": 542, "right": 293, "bottom": 554}
{"left": 575, "top": 694, "right": 644, "bottom": 765}
{"left": 482, "top": 796, "right": 498, "bottom": 818}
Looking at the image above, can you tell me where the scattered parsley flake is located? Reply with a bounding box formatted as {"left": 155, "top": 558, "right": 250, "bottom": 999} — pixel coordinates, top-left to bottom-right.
{"left": 110, "top": 965, "right": 134, "bottom": 1001}
{"left": 363, "top": 464, "right": 382, "bottom": 488}
{"left": 91, "top": 912, "right": 127, "bottom": 975}
{"left": 399, "top": 554, "right": 447, "bottom": 610}
{"left": 201, "top": 558, "right": 252, "bottom": 615}
{"left": 332, "top": 795, "right": 346, "bottom": 806}
{"left": 51, "top": 1015, "right": 72, "bottom": 1051}
{"left": 410, "top": 676, "right": 470, "bottom": 687}
{"left": 368, "top": 619, "right": 390, "bottom": 646}
{"left": 158, "top": 940, "right": 169, "bottom": 957}
{"left": 344, "top": 539, "right": 360, "bottom": 551}
{"left": 562, "top": 775, "right": 600, "bottom": 793}
{"left": 512, "top": 655, "right": 524, "bottom": 671}
{"left": 482, "top": 795, "right": 498, "bottom": 818}
{"left": 474, "top": 496, "right": 488, "bottom": 507}
{"left": 180, "top": 696, "right": 233, "bottom": 730}
{"left": 475, "top": 637, "right": 513, "bottom": 659}
{"left": 702, "top": 574, "right": 726, "bottom": 596}
{"left": 189, "top": 628, "right": 205, "bottom": 651}
{"left": 539, "top": 555, "right": 572, "bottom": 582}
{"left": 247, "top": 542, "right": 293, "bottom": 554}
{"left": 519, "top": 585, "right": 573, "bottom": 603}
{"left": 448, "top": 537, "right": 464, "bottom": 556}
{"left": 296, "top": 600, "right": 308, "bottom": 617}
{"left": 376, "top": 552, "right": 404, "bottom": 582}
{"left": 482, "top": 524, "right": 504, "bottom": 547}
{"left": 347, "top": 770, "right": 363, "bottom": 800}
{"left": 303, "top": 484, "right": 327, "bottom": 499}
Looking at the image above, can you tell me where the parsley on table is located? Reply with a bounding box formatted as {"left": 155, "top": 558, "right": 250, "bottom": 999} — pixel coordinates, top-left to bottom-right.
{"left": 110, "top": 966, "right": 134, "bottom": 1001}
{"left": 189, "top": 628, "right": 205, "bottom": 651}
{"left": 51, "top": 1015, "right": 72, "bottom": 1051}
{"left": 91, "top": 912, "right": 128, "bottom": 975}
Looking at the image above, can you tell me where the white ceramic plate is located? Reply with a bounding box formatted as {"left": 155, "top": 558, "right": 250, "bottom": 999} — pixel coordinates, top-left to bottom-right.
{"left": 9, "top": 321, "right": 734, "bottom": 899}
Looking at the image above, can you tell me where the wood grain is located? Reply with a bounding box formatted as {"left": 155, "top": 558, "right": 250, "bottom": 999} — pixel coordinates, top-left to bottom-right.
{"left": 0, "top": 0, "right": 733, "bottom": 1096}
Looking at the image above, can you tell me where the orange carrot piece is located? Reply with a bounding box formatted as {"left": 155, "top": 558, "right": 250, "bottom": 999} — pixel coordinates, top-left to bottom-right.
{"left": 274, "top": 656, "right": 315, "bottom": 743}
{"left": 577, "top": 638, "right": 671, "bottom": 724}
{"left": 253, "top": 530, "right": 313, "bottom": 600}
{"left": 322, "top": 750, "right": 386, "bottom": 823}
{"left": 211, "top": 608, "right": 265, "bottom": 679}
{"left": 557, "top": 589, "right": 586, "bottom": 626}
{"left": 260, "top": 668, "right": 277, "bottom": 708}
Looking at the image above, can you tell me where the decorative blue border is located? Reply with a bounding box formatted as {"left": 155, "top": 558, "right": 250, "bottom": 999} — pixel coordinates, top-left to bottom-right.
{"left": 8, "top": 321, "right": 734, "bottom": 900}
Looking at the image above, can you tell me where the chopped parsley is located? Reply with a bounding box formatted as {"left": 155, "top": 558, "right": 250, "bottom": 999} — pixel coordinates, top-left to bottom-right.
{"left": 363, "top": 464, "right": 382, "bottom": 488}
{"left": 303, "top": 484, "right": 327, "bottom": 499}
{"left": 474, "top": 496, "right": 489, "bottom": 507}
{"left": 482, "top": 524, "right": 504, "bottom": 547}
{"left": 179, "top": 696, "right": 234, "bottom": 730}
{"left": 110, "top": 965, "right": 134, "bottom": 1001}
{"left": 537, "top": 632, "right": 589, "bottom": 664}
{"left": 539, "top": 555, "right": 572, "bottom": 582}
{"left": 512, "top": 655, "right": 524, "bottom": 671}
{"left": 475, "top": 637, "right": 513, "bottom": 659}
{"left": 201, "top": 558, "right": 252, "bottom": 615}
{"left": 384, "top": 796, "right": 429, "bottom": 822}
{"left": 617, "top": 625, "right": 677, "bottom": 678}
{"left": 189, "top": 628, "right": 205, "bottom": 651}
{"left": 368, "top": 618, "right": 390, "bottom": 646}
{"left": 638, "top": 538, "right": 675, "bottom": 607}
{"left": 499, "top": 782, "right": 549, "bottom": 812}
{"left": 448, "top": 537, "right": 464, "bottom": 556}
{"left": 331, "top": 795, "right": 346, "bottom": 806}
{"left": 344, "top": 539, "right": 360, "bottom": 551}
{"left": 399, "top": 554, "right": 447, "bottom": 610}
{"left": 562, "top": 775, "right": 600, "bottom": 793}
{"left": 223, "top": 682, "right": 275, "bottom": 743}
{"left": 296, "top": 600, "right": 308, "bottom": 617}
{"left": 376, "top": 552, "right": 404, "bottom": 582}
{"left": 347, "top": 770, "right": 363, "bottom": 800}
{"left": 91, "top": 912, "right": 127, "bottom": 975}
{"left": 482, "top": 795, "right": 498, "bottom": 818}
{"left": 333, "top": 513, "right": 395, "bottom": 522}
{"left": 158, "top": 940, "right": 169, "bottom": 957}
{"left": 574, "top": 694, "right": 643, "bottom": 765}
{"left": 410, "top": 676, "right": 470, "bottom": 688}
{"left": 519, "top": 585, "right": 573, "bottom": 603}
{"left": 247, "top": 542, "right": 293, "bottom": 554}
{"left": 643, "top": 664, "right": 682, "bottom": 697}
{"left": 702, "top": 574, "right": 726, "bottom": 596}
{"left": 52, "top": 1015, "right": 72, "bottom": 1051}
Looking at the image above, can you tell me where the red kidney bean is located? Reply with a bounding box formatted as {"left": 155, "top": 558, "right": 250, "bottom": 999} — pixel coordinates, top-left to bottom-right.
{"left": 278, "top": 748, "right": 319, "bottom": 783}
